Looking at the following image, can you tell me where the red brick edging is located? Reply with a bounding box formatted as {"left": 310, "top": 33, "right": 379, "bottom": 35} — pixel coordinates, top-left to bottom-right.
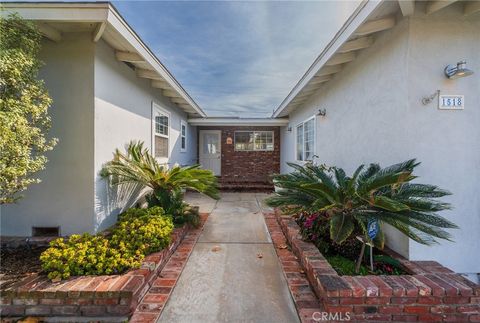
{"left": 272, "top": 210, "right": 480, "bottom": 322}
{"left": 0, "top": 214, "right": 209, "bottom": 320}
{"left": 129, "top": 213, "right": 209, "bottom": 322}
{"left": 264, "top": 212, "right": 325, "bottom": 323}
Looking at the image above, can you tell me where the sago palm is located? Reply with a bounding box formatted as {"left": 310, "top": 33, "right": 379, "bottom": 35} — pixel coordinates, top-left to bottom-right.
{"left": 266, "top": 159, "right": 457, "bottom": 248}
{"left": 101, "top": 141, "right": 220, "bottom": 214}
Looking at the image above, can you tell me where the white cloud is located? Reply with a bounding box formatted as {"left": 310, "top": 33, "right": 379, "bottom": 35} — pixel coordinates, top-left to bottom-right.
{"left": 114, "top": 1, "right": 361, "bottom": 117}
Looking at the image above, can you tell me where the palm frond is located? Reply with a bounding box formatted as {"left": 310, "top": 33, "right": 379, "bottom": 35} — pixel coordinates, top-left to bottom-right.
{"left": 268, "top": 159, "right": 457, "bottom": 247}
{"left": 396, "top": 183, "right": 452, "bottom": 198}
{"left": 101, "top": 141, "right": 220, "bottom": 204}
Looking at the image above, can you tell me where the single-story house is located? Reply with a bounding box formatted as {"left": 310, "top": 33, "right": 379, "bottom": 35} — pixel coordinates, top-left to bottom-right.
{"left": 0, "top": 2, "right": 209, "bottom": 236}
{"left": 1, "top": 0, "right": 478, "bottom": 281}
{"left": 272, "top": 0, "right": 479, "bottom": 278}
{"left": 0, "top": 2, "right": 286, "bottom": 237}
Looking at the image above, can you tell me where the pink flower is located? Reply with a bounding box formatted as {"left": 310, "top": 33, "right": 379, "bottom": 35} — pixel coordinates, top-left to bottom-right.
{"left": 304, "top": 213, "right": 318, "bottom": 229}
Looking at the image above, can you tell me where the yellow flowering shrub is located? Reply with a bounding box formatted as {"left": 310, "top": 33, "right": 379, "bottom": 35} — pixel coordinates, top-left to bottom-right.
{"left": 110, "top": 206, "right": 174, "bottom": 258}
{"left": 40, "top": 207, "right": 173, "bottom": 280}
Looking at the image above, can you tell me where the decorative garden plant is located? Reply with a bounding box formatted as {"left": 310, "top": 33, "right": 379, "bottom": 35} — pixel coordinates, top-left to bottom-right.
{"left": 266, "top": 159, "right": 457, "bottom": 272}
{"left": 101, "top": 141, "right": 220, "bottom": 225}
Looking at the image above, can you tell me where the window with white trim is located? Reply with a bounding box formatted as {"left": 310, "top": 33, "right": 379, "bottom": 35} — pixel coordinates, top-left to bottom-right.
{"left": 153, "top": 106, "right": 169, "bottom": 158}
{"left": 234, "top": 131, "right": 274, "bottom": 151}
{"left": 296, "top": 117, "right": 315, "bottom": 161}
{"left": 180, "top": 120, "right": 187, "bottom": 152}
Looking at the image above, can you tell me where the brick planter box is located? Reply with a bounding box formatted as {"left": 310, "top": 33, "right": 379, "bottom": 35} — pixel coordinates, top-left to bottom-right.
{"left": 0, "top": 220, "right": 197, "bottom": 320}
{"left": 274, "top": 210, "right": 480, "bottom": 322}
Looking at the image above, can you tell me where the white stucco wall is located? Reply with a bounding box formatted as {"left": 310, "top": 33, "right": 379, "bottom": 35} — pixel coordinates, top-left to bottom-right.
{"left": 1, "top": 33, "right": 198, "bottom": 236}
{"left": 93, "top": 39, "right": 198, "bottom": 232}
{"left": 1, "top": 33, "right": 95, "bottom": 236}
{"left": 281, "top": 8, "right": 479, "bottom": 274}
{"left": 404, "top": 5, "right": 480, "bottom": 273}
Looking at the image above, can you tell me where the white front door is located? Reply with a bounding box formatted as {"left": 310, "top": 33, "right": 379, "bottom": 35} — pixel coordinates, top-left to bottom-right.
{"left": 199, "top": 130, "right": 221, "bottom": 176}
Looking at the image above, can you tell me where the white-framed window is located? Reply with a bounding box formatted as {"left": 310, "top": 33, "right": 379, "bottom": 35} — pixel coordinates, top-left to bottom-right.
{"left": 296, "top": 116, "right": 315, "bottom": 161}
{"left": 180, "top": 120, "right": 187, "bottom": 152}
{"left": 152, "top": 103, "right": 170, "bottom": 159}
{"left": 234, "top": 131, "right": 274, "bottom": 151}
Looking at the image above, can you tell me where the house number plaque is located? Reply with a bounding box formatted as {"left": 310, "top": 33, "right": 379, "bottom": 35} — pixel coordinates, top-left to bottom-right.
{"left": 439, "top": 95, "right": 464, "bottom": 110}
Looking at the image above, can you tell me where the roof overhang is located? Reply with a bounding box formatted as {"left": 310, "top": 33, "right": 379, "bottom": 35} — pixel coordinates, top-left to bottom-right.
{"left": 188, "top": 117, "right": 289, "bottom": 127}
{"left": 1, "top": 2, "right": 207, "bottom": 117}
{"left": 272, "top": 0, "right": 479, "bottom": 118}
{"left": 272, "top": 0, "right": 385, "bottom": 118}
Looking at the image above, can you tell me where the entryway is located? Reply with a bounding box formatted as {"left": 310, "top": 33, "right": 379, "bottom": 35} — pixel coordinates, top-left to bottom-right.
{"left": 199, "top": 130, "right": 221, "bottom": 176}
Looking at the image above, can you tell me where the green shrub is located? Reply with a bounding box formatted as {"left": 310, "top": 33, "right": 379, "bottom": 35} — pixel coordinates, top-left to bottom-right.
{"left": 40, "top": 207, "right": 173, "bottom": 280}
{"left": 100, "top": 141, "right": 219, "bottom": 226}
{"left": 298, "top": 211, "right": 363, "bottom": 260}
{"left": 117, "top": 205, "right": 164, "bottom": 221}
{"left": 267, "top": 160, "right": 457, "bottom": 247}
{"left": 110, "top": 207, "right": 173, "bottom": 256}
{"left": 40, "top": 234, "right": 126, "bottom": 280}
{"left": 326, "top": 255, "right": 369, "bottom": 276}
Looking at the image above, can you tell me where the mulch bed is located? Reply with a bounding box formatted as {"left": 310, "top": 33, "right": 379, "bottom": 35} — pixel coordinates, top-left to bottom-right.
{"left": 0, "top": 216, "right": 208, "bottom": 320}
{"left": 0, "top": 246, "right": 46, "bottom": 276}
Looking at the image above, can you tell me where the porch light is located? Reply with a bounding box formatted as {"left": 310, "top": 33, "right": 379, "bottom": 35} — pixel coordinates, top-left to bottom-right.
{"left": 444, "top": 60, "right": 474, "bottom": 79}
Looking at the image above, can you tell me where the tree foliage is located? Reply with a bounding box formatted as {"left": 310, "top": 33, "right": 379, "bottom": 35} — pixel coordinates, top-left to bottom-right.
{"left": 266, "top": 160, "right": 458, "bottom": 247}
{"left": 0, "top": 14, "right": 57, "bottom": 204}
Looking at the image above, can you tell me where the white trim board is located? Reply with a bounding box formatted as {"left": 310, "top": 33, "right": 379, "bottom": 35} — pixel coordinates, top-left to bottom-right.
{"left": 188, "top": 118, "right": 289, "bottom": 126}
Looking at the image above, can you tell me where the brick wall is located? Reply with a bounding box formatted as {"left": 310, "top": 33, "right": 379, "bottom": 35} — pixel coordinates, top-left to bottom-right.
{"left": 0, "top": 225, "right": 191, "bottom": 319}
{"left": 274, "top": 211, "right": 480, "bottom": 322}
{"left": 198, "top": 126, "right": 280, "bottom": 187}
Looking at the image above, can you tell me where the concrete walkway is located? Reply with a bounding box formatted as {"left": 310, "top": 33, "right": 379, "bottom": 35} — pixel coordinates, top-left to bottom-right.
{"left": 157, "top": 192, "right": 300, "bottom": 323}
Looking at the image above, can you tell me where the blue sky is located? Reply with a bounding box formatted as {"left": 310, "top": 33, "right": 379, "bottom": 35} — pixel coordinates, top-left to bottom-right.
{"left": 114, "top": 1, "right": 360, "bottom": 117}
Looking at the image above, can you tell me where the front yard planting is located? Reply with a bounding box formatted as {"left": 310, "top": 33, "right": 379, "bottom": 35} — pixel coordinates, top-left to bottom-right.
{"left": 266, "top": 159, "right": 457, "bottom": 275}
{"left": 266, "top": 160, "right": 480, "bottom": 321}
{"left": 0, "top": 223, "right": 192, "bottom": 319}
{"left": 100, "top": 140, "right": 220, "bottom": 228}
{"left": 0, "top": 142, "right": 219, "bottom": 319}
{"left": 40, "top": 206, "right": 173, "bottom": 280}
{"left": 273, "top": 212, "right": 479, "bottom": 322}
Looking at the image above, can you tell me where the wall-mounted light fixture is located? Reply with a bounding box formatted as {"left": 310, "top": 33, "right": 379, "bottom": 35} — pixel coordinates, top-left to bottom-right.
{"left": 317, "top": 108, "right": 327, "bottom": 117}
{"left": 287, "top": 125, "right": 292, "bottom": 132}
{"left": 445, "top": 60, "right": 474, "bottom": 79}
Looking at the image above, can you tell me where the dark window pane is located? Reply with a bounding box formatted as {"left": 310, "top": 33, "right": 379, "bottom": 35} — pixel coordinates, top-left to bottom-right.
{"left": 235, "top": 132, "right": 254, "bottom": 151}
{"left": 296, "top": 125, "right": 304, "bottom": 160}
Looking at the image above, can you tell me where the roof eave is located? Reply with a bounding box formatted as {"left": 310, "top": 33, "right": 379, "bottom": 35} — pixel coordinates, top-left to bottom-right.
{"left": 106, "top": 3, "right": 207, "bottom": 117}
{"left": 272, "top": 0, "right": 383, "bottom": 118}
{"left": 188, "top": 117, "right": 289, "bottom": 127}
{"left": 1, "top": 2, "right": 207, "bottom": 118}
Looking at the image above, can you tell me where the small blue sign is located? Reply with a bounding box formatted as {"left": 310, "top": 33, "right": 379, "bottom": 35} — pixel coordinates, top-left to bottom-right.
{"left": 367, "top": 219, "right": 379, "bottom": 240}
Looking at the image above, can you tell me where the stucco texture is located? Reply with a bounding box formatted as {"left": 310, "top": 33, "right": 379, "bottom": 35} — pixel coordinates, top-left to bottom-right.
{"left": 1, "top": 33, "right": 96, "bottom": 236}
{"left": 280, "top": 6, "right": 479, "bottom": 274}
{"left": 93, "top": 39, "right": 198, "bottom": 233}
{"left": 1, "top": 34, "right": 198, "bottom": 236}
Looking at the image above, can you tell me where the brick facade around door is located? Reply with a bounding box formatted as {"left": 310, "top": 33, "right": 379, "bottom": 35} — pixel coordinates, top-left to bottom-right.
{"left": 197, "top": 126, "right": 280, "bottom": 189}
